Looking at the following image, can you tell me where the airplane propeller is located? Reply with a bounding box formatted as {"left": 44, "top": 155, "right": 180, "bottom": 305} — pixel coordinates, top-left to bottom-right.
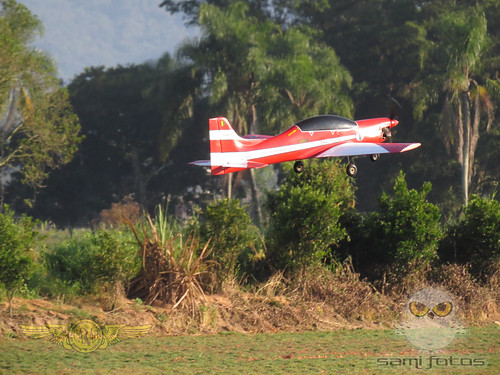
{"left": 389, "top": 97, "right": 402, "bottom": 122}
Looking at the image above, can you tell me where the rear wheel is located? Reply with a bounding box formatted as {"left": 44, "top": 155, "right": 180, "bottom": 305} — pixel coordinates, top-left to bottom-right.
{"left": 370, "top": 153, "right": 380, "bottom": 162}
{"left": 294, "top": 160, "right": 305, "bottom": 173}
{"left": 346, "top": 163, "right": 358, "bottom": 177}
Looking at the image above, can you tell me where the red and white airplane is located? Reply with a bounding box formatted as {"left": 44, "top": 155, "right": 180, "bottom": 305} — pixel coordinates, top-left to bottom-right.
{"left": 190, "top": 115, "right": 421, "bottom": 176}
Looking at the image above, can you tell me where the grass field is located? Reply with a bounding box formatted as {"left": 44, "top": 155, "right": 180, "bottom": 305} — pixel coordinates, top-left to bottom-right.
{"left": 1, "top": 325, "right": 498, "bottom": 374}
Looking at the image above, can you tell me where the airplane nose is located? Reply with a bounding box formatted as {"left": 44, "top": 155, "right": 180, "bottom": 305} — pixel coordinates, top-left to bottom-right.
{"left": 390, "top": 118, "right": 399, "bottom": 128}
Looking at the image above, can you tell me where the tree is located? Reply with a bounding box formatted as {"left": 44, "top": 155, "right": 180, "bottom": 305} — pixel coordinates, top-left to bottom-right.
{"left": 177, "top": 1, "right": 353, "bottom": 134}
{"left": 0, "top": 0, "right": 81, "bottom": 200}
{"left": 0, "top": 205, "right": 37, "bottom": 316}
{"left": 177, "top": 2, "right": 271, "bottom": 213}
{"left": 159, "top": 0, "right": 288, "bottom": 25}
{"left": 279, "top": 0, "right": 500, "bottom": 216}
{"left": 33, "top": 58, "right": 205, "bottom": 225}
{"left": 257, "top": 26, "right": 353, "bottom": 134}
{"left": 409, "top": 5, "right": 498, "bottom": 203}
{"left": 287, "top": 0, "right": 425, "bottom": 109}
{"left": 266, "top": 159, "right": 355, "bottom": 271}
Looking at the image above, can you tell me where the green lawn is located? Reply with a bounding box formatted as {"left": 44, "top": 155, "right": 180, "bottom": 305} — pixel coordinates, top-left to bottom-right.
{"left": 1, "top": 325, "right": 498, "bottom": 374}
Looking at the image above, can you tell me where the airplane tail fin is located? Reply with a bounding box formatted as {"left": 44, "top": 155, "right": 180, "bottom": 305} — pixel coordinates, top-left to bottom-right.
{"left": 190, "top": 117, "right": 267, "bottom": 175}
{"left": 208, "top": 117, "right": 243, "bottom": 175}
{"left": 209, "top": 117, "right": 242, "bottom": 154}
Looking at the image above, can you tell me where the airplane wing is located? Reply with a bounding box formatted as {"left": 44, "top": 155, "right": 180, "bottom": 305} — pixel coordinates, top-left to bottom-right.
{"left": 315, "top": 142, "right": 421, "bottom": 158}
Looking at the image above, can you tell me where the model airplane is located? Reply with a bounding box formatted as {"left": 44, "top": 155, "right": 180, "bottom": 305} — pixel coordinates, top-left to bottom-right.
{"left": 190, "top": 115, "right": 421, "bottom": 176}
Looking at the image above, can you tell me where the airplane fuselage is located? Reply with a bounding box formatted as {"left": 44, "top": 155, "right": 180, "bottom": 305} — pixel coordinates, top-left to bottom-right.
{"left": 191, "top": 115, "right": 420, "bottom": 176}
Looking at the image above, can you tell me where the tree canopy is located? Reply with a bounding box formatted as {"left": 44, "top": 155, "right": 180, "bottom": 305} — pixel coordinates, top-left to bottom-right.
{"left": 0, "top": 0, "right": 81, "bottom": 201}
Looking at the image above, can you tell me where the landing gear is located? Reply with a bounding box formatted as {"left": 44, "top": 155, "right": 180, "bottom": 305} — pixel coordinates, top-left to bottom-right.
{"left": 370, "top": 153, "right": 380, "bottom": 162}
{"left": 294, "top": 160, "right": 305, "bottom": 173}
{"left": 346, "top": 163, "right": 358, "bottom": 177}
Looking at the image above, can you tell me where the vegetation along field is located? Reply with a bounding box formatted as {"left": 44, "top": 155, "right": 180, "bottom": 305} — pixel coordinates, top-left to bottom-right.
{"left": 1, "top": 1, "right": 500, "bottom": 374}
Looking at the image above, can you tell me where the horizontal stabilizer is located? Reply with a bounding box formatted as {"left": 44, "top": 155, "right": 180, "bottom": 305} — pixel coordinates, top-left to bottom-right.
{"left": 189, "top": 160, "right": 268, "bottom": 169}
{"left": 189, "top": 160, "right": 211, "bottom": 167}
{"left": 316, "top": 142, "right": 421, "bottom": 158}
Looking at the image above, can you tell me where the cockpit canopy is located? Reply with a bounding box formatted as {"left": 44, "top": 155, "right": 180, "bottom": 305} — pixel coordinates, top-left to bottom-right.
{"left": 295, "top": 115, "right": 358, "bottom": 132}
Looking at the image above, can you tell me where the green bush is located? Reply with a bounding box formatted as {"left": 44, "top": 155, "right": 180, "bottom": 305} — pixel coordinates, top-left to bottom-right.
{"left": 43, "top": 230, "right": 96, "bottom": 294}
{"left": 361, "top": 171, "right": 442, "bottom": 275}
{"left": 266, "top": 159, "right": 356, "bottom": 271}
{"left": 199, "top": 198, "right": 261, "bottom": 282}
{"left": 439, "top": 194, "right": 500, "bottom": 278}
{"left": 92, "top": 229, "right": 141, "bottom": 287}
{"left": 42, "top": 228, "right": 140, "bottom": 296}
{"left": 0, "top": 205, "right": 38, "bottom": 315}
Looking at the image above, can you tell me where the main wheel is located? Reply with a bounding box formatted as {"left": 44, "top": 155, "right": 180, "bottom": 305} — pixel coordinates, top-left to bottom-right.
{"left": 294, "top": 160, "right": 305, "bottom": 173}
{"left": 370, "top": 153, "right": 380, "bottom": 162}
{"left": 346, "top": 163, "right": 358, "bottom": 177}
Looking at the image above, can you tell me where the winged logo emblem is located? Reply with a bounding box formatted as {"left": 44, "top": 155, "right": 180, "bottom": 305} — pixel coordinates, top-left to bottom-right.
{"left": 20, "top": 320, "right": 151, "bottom": 352}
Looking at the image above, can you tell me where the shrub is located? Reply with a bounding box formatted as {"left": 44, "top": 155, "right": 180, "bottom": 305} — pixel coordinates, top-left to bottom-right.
{"left": 430, "top": 263, "right": 499, "bottom": 323}
{"left": 42, "top": 228, "right": 140, "bottom": 297}
{"left": 297, "top": 261, "right": 396, "bottom": 321}
{"left": 266, "top": 159, "right": 355, "bottom": 271}
{"left": 93, "top": 229, "right": 141, "bottom": 285}
{"left": 43, "top": 230, "right": 97, "bottom": 294}
{"left": 439, "top": 194, "right": 500, "bottom": 278}
{"left": 0, "top": 205, "right": 38, "bottom": 316}
{"left": 199, "top": 198, "right": 262, "bottom": 282}
{"left": 99, "top": 197, "right": 142, "bottom": 228}
{"left": 361, "top": 171, "right": 442, "bottom": 277}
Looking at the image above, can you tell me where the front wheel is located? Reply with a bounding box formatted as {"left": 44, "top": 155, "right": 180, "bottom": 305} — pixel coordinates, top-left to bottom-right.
{"left": 370, "top": 153, "right": 380, "bottom": 162}
{"left": 346, "top": 163, "right": 358, "bottom": 177}
{"left": 294, "top": 160, "right": 305, "bottom": 173}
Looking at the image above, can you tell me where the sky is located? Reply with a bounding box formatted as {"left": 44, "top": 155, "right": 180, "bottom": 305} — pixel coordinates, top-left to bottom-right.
{"left": 17, "top": 0, "right": 198, "bottom": 83}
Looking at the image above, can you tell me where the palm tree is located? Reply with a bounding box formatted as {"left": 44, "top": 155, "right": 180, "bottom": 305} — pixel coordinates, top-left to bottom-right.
{"left": 411, "top": 6, "right": 496, "bottom": 203}
{"left": 256, "top": 27, "right": 353, "bottom": 134}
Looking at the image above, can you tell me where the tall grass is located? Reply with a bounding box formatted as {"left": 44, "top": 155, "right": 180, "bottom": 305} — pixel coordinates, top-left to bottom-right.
{"left": 125, "top": 210, "right": 216, "bottom": 317}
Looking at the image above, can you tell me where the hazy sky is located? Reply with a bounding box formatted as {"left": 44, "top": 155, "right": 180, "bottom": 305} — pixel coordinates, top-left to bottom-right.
{"left": 17, "top": 0, "right": 198, "bottom": 83}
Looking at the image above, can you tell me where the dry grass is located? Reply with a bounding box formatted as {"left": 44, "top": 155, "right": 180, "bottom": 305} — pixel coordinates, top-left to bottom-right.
{"left": 122, "top": 252, "right": 500, "bottom": 332}
{"left": 287, "top": 261, "right": 397, "bottom": 323}
{"left": 430, "top": 263, "right": 500, "bottom": 323}
{"left": 3, "top": 251, "right": 498, "bottom": 338}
